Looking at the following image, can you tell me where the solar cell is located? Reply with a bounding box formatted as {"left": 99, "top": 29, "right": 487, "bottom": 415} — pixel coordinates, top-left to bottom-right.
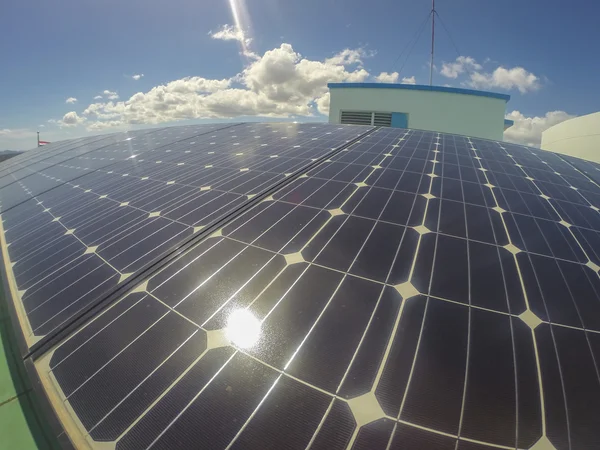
{"left": 0, "top": 122, "right": 369, "bottom": 350}
{"left": 1, "top": 123, "right": 599, "bottom": 449}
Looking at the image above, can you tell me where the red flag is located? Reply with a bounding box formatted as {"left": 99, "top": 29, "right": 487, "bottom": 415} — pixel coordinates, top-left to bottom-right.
{"left": 38, "top": 141, "right": 51, "bottom": 146}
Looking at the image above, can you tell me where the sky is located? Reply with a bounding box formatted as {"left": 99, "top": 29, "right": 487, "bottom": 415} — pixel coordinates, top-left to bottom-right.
{"left": 1, "top": 0, "right": 599, "bottom": 150}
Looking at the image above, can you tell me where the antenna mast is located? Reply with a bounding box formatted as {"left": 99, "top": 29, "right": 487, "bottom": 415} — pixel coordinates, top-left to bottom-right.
{"left": 429, "top": 0, "right": 435, "bottom": 86}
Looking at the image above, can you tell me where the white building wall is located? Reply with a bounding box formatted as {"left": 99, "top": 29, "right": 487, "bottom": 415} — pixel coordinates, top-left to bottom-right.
{"left": 541, "top": 112, "right": 600, "bottom": 163}
{"left": 328, "top": 86, "right": 508, "bottom": 141}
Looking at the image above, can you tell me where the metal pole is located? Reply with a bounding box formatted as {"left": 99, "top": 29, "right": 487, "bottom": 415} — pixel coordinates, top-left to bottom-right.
{"left": 429, "top": 0, "right": 435, "bottom": 86}
{"left": 37, "top": 131, "right": 40, "bottom": 147}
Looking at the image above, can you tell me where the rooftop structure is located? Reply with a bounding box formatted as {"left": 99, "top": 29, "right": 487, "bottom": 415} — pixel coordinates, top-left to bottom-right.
{"left": 328, "top": 83, "right": 512, "bottom": 140}
{"left": 1, "top": 122, "right": 599, "bottom": 449}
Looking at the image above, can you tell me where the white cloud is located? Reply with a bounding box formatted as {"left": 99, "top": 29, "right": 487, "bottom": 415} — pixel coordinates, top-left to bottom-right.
{"left": 93, "top": 95, "right": 103, "bottom": 100}
{"left": 78, "top": 43, "right": 371, "bottom": 130}
{"left": 0, "top": 128, "right": 38, "bottom": 150}
{"left": 242, "top": 45, "right": 368, "bottom": 103}
{"left": 132, "top": 74, "right": 144, "bottom": 81}
{"left": 440, "top": 56, "right": 541, "bottom": 94}
{"left": 65, "top": 97, "right": 78, "bottom": 104}
{"left": 375, "top": 72, "right": 399, "bottom": 83}
{"left": 504, "top": 110, "right": 575, "bottom": 147}
{"left": 315, "top": 93, "right": 330, "bottom": 115}
{"left": 86, "top": 120, "right": 127, "bottom": 131}
{"left": 401, "top": 76, "right": 416, "bottom": 85}
{"left": 210, "top": 24, "right": 250, "bottom": 45}
{"left": 469, "top": 66, "right": 541, "bottom": 94}
{"left": 440, "top": 56, "right": 482, "bottom": 79}
{"left": 61, "top": 111, "right": 86, "bottom": 127}
{"left": 325, "top": 48, "right": 372, "bottom": 67}
{"left": 209, "top": 24, "right": 257, "bottom": 59}
{"left": 103, "top": 90, "right": 120, "bottom": 100}
{"left": 0, "top": 128, "right": 35, "bottom": 139}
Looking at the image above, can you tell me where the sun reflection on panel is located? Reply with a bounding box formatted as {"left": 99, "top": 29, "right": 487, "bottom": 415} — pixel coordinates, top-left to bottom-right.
{"left": 225, "top": 309, "right": 261, "bottom": 349}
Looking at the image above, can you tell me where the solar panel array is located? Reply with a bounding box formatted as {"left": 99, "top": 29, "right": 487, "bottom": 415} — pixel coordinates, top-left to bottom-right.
{"left": 0, "top": 123, "right": 368, "bottom": 346}
{"left": 1, "top": 123, "right": 599, "bottom": 450}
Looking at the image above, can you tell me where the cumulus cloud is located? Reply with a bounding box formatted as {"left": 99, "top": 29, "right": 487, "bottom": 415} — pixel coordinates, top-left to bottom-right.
{"left": 242, "top": 45, "right": 368, "bottom": 103}
{"left": 0, "top": 128, "right": 37, "bottom": 150}
{"left": 132, "top": 74, "right": 144, "bottom": 81}
{"left": 209, "top": 24, "right": 257, "bottom": 59}
{"left": 65, "top": 97, "right": 77, "bottom": 104}
{"left": 210, "top": 24, "right": 250, "bottom": 45}
{"left": 0, "top": 128, "right": 35, "bottom": 139}
{"left": 61, "top": 111, "right": 86, "bottom": 127}
{"left": 401, "top": 76, "right": 416, "bottom": 85}
{"left": 469, "top": 67, "right": 541, "bottom": 94}
{"left": 315, "top": 93, "right": 330, "bottom": 115}
{"left": 504, "top": 110, "right": 575, "bottom": 147}
{"left": 103, "top": 90, "right": 120, "bottom": 100}
{"left": 87, "top": 120, "right": 127, "bottom": 131}
{"left": 375, "top": 72, "right": 399, "bottom": 83}
{"left": 77, "top": 43, "right": 370, "bottom": 130}
{"left": 440, "top": 56, "right": 541, "bottom": 94}
{"left": 93, "top": 95, "right": 103, "bottom": 100}
{"left": 440, "top": 56, "right": 482, "bottom": 79}
{"left": 325, "top": 48, "right": 372, "bottom": 67}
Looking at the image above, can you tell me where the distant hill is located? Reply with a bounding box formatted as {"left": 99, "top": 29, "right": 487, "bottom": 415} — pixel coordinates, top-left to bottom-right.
{"left": 0, "top": 150, "right": 22, "bottom": 162}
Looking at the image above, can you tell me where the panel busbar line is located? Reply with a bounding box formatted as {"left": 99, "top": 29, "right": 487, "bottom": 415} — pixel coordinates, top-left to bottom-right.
{"left": 28, "top": 126, "right": 600, "bottom": 450}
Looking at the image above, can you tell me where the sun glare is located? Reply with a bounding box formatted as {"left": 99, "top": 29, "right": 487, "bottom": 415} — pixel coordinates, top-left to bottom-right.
{"left": 225, "top": 309, "right": 261, "bottom": 349}
{"left": 228, "top": 0, "right": 253, "bottom": 56}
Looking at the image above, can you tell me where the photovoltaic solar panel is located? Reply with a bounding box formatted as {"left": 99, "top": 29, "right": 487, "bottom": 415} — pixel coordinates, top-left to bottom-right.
{"left": 0, "top": 133, "right": 116, "bottom": 179}
{"left": 0, "top": 125, "right": 230, "bottom": 212}
{"left": 0, "top": 122, "right": 369, "bottom": 349}
{"left": 21, "top": 125, "right": 600, "bottom": 449}
{"left": 556, "top": 153, "right": 600, "bottom": 189}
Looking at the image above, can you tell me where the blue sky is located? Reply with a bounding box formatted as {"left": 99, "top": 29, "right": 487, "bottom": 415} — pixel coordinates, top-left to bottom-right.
{"left": 1, "top": 0, "right": 598, "bottom": 150}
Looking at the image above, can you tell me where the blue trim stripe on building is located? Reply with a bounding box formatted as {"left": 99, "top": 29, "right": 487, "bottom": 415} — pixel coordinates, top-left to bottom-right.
{"left": 327, "top": 83, "right": 511, "bottom": 102}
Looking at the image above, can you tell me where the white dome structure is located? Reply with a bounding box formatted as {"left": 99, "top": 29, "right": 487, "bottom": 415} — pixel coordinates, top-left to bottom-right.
{"left": 541, "top": 112, "right": 600, "bottom": 163}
